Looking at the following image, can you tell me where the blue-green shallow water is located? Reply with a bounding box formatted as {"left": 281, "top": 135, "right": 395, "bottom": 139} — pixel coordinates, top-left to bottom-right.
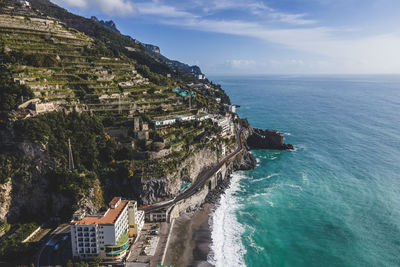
{"left": 208, "top": 75, "right": 400, "bottom": 267}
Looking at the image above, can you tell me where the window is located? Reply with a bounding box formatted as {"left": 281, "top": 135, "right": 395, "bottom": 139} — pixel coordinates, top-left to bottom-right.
{"left": 77, "top": 227, "right": 82, "bottom": 231}
{"left": 84, "top": 227, "right": 89, "bottom": 231}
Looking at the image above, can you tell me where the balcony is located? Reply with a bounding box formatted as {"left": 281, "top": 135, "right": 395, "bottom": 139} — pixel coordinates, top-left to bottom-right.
{"left": 90, "top": 228, "right": 95, "bottom": 232}
{"left": 105, "top": 233, "right": 129, "bottom": 256}
{"left": 77, "top": 227, "right": 82, "bottom": 231}
{"left": 91, "top": 238, "right": 96, "bottom": 242}
{"left": 85, "top": 243, "right": 90, "bottom": 247}
{"left": 78, "top": 233, "right": 83, "bottom": 237}
{"left": 78, "top": 238, "right": 83, "bottom": 242}
{"left": 91, "top": 243, "right": 97, "bottom": 247}
{"left": 83, "top": 228, "right": 89, "bottom": 231}
{"left": 84, "top": 233, "right": 89, "bottom": 237}
{"left": 90, "top": 233, "right": 96, "bottom": 237}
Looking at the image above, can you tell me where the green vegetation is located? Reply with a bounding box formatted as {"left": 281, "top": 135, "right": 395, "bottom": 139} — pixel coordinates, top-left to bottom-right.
{"left": 14, "top": 111, "right": 114, "bottom": 170}
{"left": 0, "top": 64, "right": 33, "bottom": 110}
{"left": 0, "top": 152, "right": 31, "bottom": 184}
{"left": 0, "top": 222, "right": 38, "bottom": 259}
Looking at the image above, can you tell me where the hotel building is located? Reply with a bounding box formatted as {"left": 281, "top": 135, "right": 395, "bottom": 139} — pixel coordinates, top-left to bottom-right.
{"left": 70, "top": 197, "right": 144, "bottom": 261}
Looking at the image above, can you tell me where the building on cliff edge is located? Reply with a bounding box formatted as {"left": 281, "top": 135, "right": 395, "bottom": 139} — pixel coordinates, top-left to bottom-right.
{"left": 70, "top": 197, "right": 144, "bottom": 261}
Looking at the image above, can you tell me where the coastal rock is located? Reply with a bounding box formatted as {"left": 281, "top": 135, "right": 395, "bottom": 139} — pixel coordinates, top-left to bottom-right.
{"left": 237, "top": 148, "right": 257, "bottom": 170}
{"left": 247, "top": 128, "right": 294, "bottom": 150}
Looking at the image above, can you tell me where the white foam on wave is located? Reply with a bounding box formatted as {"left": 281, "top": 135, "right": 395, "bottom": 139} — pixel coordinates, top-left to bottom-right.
{"left": 278, "top": 183, "right": 303, "bottom": 191}
{"left": 246, "top": 225, "right": 265, "bottom": 253}
{"left": 302, "top": 172, "right": 309, "bottom": 185}
{"left": 208, "top": 172, "right": 247, "bottom": 267}
{"left": 251, "top": 173, "right": 279, "bottom": 183}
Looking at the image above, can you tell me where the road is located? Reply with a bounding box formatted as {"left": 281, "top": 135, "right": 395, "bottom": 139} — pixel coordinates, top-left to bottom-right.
{"left": 36, "top": 225, "right": 71, "bottom": 267}
{"left": 141, "top": 126, "right": 244, "bottom": 213}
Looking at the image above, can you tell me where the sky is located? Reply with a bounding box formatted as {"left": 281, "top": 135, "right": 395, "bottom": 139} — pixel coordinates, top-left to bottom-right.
{"left": 52, "top": 0, "right": 400, "bottom": 75}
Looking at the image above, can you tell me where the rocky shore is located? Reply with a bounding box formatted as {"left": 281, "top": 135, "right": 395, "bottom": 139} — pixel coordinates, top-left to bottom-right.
{"left": 247, "top": 128, "right": 294, "bottom": 150}
{"left": 162, "top": 148, "right": 257, "bottom": 266}
{"left": 163, "top": 129, "right": 291, "bottom": 266}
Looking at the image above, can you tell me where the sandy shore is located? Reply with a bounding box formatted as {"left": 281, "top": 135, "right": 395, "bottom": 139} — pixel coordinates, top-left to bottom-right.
{"left": 162, "top": 204, "right": 214, "bottom": 267}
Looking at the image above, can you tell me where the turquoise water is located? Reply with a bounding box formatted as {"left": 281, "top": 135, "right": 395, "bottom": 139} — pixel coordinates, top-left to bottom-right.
{"left": 208, "top": 75, "right": 400, "bottom": 267}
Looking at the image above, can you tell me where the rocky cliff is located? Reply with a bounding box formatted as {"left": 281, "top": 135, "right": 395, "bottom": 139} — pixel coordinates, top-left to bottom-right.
{"left": 247, "top": 128, "right": 294, "bottom": 150}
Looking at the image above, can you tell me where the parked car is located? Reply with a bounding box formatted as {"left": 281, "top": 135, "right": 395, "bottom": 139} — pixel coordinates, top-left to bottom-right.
{"left": 150, "top": 230, "right": 159, "bottom": 235}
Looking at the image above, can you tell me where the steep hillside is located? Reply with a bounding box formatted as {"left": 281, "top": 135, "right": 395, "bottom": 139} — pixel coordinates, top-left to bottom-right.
{"left": 0, "top": 0, "right": 248, "bottom": 261}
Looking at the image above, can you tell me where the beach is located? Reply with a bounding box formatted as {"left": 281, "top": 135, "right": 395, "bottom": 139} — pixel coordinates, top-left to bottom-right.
{"left": 162, "top": 204, "right": 213, "bottom": 267}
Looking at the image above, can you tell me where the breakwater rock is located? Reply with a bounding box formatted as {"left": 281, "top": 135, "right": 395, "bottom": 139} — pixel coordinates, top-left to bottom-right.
{"left": 247, "top": 128, "right": 294, "bottom": 150}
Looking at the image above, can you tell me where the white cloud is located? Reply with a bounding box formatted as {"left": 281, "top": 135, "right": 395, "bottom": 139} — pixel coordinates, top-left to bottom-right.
{"left": 159, "top": 14, "right": 400, "bottom": 73}
{"left": 52, "top": 0, "right": 135, "bottom": 16}
{"left": 53, "top": 0, "right": 400, "bottom": 73}
{"left": 226, "top": 59, "right": 256, "bottom": 69}
{"left": 135, "top": 2, "right": 195, "bottom": 18}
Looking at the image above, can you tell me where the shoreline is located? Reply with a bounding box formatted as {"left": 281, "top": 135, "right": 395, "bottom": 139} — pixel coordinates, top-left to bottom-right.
{"left": 162, "top": 172, "right": 237, "bottom": 267}
{"left": 162, "top": 203, "right": 214, "bottom": 267}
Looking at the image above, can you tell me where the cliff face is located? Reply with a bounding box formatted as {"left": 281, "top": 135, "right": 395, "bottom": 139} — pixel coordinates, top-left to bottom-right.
{"left": 99, "top": 147, "right": 226, "bottom": 205}
{"left": 0, "top": 128, "right": 104, "bottom": 222}
{"left": 247, "top": 128, "right": 294, "bottom": 150}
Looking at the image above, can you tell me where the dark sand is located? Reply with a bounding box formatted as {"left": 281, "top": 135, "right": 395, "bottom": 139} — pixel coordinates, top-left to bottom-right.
{"left": 162, "top": 204, "right": 214, "bottom": 267}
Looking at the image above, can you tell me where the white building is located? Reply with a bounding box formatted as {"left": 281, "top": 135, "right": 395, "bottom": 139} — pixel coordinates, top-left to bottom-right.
{"left": 152, "top": 116, "right": 176, "bottom": 127}
{"left": 196, "top": 113, "right": 211, "bottom": 121}
{"left": 70, "top": 197, "right": 144, "bottom": 261}
{"left": 216, "top": 117, "right": 232, "bottom": 137}
{"left": 196, "top": 74, "right": 205, "bottom": 80}
{"left": 224, "top": 104, "right": 237, "bottom": 113}
{"left": 174, "top": 114, "right": 195, "bottom": 122}
{"left": 146, "top": 207, "right": 168, "bottom": 222}
{"left": 16, "top": 0, "right": 31, "bottom": 7}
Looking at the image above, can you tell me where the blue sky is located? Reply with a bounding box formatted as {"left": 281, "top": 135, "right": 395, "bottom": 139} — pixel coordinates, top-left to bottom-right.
{"left": 53, "top": 0, "right": 400, "bottom": 75}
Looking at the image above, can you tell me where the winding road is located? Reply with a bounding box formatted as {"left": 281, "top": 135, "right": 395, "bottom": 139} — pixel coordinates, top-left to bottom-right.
{"left": 141, "top": 126, "right": 244, "bottom": 213}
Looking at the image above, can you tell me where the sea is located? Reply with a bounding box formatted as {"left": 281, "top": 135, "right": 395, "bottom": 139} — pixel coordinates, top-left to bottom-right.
{"left": 207, "top": 75, "right": 400, "bottom": 267}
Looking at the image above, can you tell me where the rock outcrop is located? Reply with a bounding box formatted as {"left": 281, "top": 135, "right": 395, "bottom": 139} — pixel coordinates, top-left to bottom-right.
{"left": 247, "top": 128, "right": 294, "bottom": 150}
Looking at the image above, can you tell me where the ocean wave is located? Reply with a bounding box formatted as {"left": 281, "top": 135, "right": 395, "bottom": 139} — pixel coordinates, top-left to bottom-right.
{"left": 302, "top": 172, "right": 309, "bottom": 185}
{"left": 277, "top": 183, "right": 303, "bottom": 191}
{"left": 209, "top": 172, "right": 247, "bottom": 267}
{"left": 246, "top": 226, "right": 265, "bottom": 253}
{"left": 292, "top": 143, "right": 307, "bottom": 152}
{"left": 251, "top": 173, "right": 280, "bottom": 183}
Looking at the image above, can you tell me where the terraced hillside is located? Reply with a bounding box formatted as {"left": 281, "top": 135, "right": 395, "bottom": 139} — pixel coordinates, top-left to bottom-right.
{"left": 0, "top": 1, "right": 246, "bottom": 263}
{"left": 0, "top": 5, "right": 187, "bottom": 117}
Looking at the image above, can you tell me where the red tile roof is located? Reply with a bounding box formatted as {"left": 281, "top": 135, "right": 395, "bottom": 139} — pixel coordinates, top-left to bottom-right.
{"left": 72, "top": 200, "right": 128, "bottom": 225}
{"left": 109, "top": 196, "right": 122, "bottom": 207}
